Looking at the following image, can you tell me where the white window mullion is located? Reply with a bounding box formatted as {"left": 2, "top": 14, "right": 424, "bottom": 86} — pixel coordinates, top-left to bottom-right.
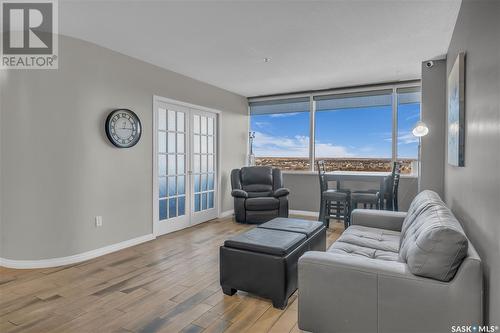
{"left": 392, "top": 87, "right": 398, "bottom": 163}
{"left": 309, "top": 95, "right": 315, "bottom": 171}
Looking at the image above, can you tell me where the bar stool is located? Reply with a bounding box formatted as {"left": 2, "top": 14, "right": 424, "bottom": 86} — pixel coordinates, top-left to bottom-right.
{"left": 317, "top": 161, "right": 351, "bottom": 229}
{"left": 351, "top": 162, "right": 401, "bottom": 211}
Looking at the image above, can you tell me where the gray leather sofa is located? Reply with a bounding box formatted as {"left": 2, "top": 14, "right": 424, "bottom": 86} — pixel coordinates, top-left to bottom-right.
{"left": 298, "top": 190, "right": 483, "bottom": 333}
{"left": 231, "top": 166, "right": 289, "bottom": 224}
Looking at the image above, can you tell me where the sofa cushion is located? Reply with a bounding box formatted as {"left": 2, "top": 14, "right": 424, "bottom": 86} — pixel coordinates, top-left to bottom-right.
{"left": 259, "top": 218, "right": 324, "bottom": 237}
{"left": 400, "top": 190, "right": 444, "bottom": 242}
{"left": 245, "top": 197, "right": 280, "bottom": 211}
{"left": 224, "top": 228, "right": 306, "bottom": 256}
{"left": 399, "top": 194, "right": 468, "bottom": 282}
{"left": 340, "top": 225, "right": 401, "bottom": 253}
{"left": 326, "top": 225, "right": 401, "bottom": 262}
{"left": 328, "top": 242, "right": 400, "bottom": 261}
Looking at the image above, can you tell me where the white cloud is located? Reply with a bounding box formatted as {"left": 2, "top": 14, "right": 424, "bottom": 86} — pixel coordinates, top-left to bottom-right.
{"left": 253, "top": 121, "right": 270, "bottom": 128}
{"left": 383, "top": 131, "right": 419, "bottom": 145}
{"left": 398, "top": 131, "right": 419, "bottom": 144}
{"left": 253, "top": 131, "right": 351, "bottom": 158}
{"left": 268, "top": 112, "right": 300, "bottom": 118}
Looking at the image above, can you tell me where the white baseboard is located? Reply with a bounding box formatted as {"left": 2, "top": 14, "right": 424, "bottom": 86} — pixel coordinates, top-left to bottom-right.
{"left": 0, "top": 233, "right": 155, "bottom": 269}
{"left": 219, "top": 209, "right": 234, "bottom": 219}
{"left": 290, "top": 209, "right": 319, "bottom": 217}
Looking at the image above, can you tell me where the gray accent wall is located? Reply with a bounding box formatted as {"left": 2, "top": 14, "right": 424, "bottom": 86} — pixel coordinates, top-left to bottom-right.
{"left": 420, "top": 59, "right": 446, "bottom": 197}
{"left": 445, "top": 0, "right": 500, "bottom": 324}
{"left": 0, "top": 35, "right": 248, "bottom": 260}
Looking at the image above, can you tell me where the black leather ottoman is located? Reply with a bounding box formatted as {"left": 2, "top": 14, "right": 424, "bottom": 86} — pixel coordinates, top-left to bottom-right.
{"left": 259, "top": 218, "right": 326, "bottom": 252}
{"left": 220, "top": 218, "right": 325, "bottom": 309}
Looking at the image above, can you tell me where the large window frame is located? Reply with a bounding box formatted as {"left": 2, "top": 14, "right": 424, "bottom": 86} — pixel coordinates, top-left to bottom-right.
{"left": 248, "top": 81, "right": 421, "bottom": 172}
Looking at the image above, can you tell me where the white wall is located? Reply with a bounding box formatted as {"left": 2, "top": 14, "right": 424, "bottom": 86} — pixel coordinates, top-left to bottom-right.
{"left": 0, "top": 35, "right": 248, "bottom": 261}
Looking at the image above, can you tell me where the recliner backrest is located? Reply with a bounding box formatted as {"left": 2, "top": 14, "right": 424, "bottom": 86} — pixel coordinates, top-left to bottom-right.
{"left": 239, "top": 166, "right": 274, "bottom": 197}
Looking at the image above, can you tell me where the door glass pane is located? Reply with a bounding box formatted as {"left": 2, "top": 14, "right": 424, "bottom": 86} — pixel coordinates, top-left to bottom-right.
{"left": 158, "top": 155, "right": 166, "bottom": 175}
{"left": 177, "top": 133, "right": 184, "bottom": 153}
{"left": 194, "top": 135, "right": 200, "bottom": 153}
{"left": 194, "top": 155, "right": 200, "bottom": 173}
{"left": 208, "top": 192, "right": 214, "bottom": 208}
{"left": 177, "top": 176, "right": 185, "bottom": 195}
{"left": 194, "top": 175, "right": 200, "bottom": 193}
{"left": 159, "top": 199, "right": 167, "bottom": 220}
{"left": 168, "top": 110, "right": 176, "bottom": 131}
{"left": 168, "top": 155, "right": 176, "bottom": 175}
{"left": 208, "top": 118, "right": 214, "bottom": 135}
{"left": 201, "top": 174, "right": 207, "bottom": 191}
{"left": 159, "top": 177, "right": 167, "bottom": 197}
{"left": 168, "top": 176, "right": 176, "bottom": 196}
{"left": 208, "top": 174, "right": 214, "bottom": 190}
{"left": 201, "top": 136, "right": 207, "bottom": 154}
{"left": 158, "top": 108, "right": 167, "bottom": 130}
{"left": 177, "top": 112, "right": 185, "bottom": 132}
{"left": 202, "top": 193, "right": 207, "bottom": 210}
{"left": 207, "top": 136, "right": 213, "bottom": 154}
{"left": 177, "top": 155, "right": 184, "bottom": 175}
{"left": 194, "top": 194, "right": 200, "bottom": 212}
{"left": 178, "top": 196, "right": 185, "bottom": 216}
{"left": 169, "top": 198, "right": 177, "bottom": 218}
{"left": 158, "top": 132, "right": 166, "bottom": 153}
{"left": 168, "top": 133, "right": 176, "bottom": 153}
{"left": 208, "top": 155, "right": 214, "bottom": 172}
{"left": 194, "top": 115, "right": 200, "bottom": 134}
{"left": 201, "top": 155, "right": 207, "bottom": 173}
{"left": 201, "top": 116, "right": 207, "bottom": 134}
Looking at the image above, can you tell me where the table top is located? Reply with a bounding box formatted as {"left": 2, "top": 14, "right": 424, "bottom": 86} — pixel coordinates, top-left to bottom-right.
{"left": 325, "top": 171, "right": 390, "bottom": 177}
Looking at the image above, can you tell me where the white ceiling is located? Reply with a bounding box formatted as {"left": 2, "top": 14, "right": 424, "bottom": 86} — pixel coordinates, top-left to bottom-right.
{"left": 59, "top": 0, "right": 461, "bottom": 97}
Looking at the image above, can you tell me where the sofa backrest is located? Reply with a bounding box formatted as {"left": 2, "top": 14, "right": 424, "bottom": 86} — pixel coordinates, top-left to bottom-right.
{"left": 399, "top": 190, "right": 469, "bottom": 282}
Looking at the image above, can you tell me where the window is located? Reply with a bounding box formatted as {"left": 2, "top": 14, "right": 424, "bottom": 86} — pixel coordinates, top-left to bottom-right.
{"left": 249, "top": 83, "right": 421, "bottom": 173}
{"left": 314, "top": 90, "right": 393, "bottom": 172}
{"left": 249, "top": 98, "right": 311, "bottom": 170}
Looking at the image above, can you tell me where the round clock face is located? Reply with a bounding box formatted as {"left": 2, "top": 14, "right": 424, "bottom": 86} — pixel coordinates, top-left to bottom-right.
{"left": 105, "top": 109, "right": 142, "bottom": 148}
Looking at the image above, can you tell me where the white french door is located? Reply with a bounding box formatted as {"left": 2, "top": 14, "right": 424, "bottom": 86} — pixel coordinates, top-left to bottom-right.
{"left": 190, "top": 109, "right": 218, "bottom": 225}
{"left": 153, "top": 97, "right": 219, "bottom": 236}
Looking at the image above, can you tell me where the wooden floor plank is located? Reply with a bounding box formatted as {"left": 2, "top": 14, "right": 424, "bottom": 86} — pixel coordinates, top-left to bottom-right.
{"left": 0, "top": 216, "right": 342, "bottom": 332}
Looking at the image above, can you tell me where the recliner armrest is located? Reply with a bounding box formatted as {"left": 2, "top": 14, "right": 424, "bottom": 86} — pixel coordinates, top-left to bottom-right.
{"left": 273, "top": 188, "right": 290, "bottom": 198}
{"left": 231, "top": 189, "right": 248, "bottom": 198}
{"left": 350, "top": 209, "right": 407, "bottom": 231}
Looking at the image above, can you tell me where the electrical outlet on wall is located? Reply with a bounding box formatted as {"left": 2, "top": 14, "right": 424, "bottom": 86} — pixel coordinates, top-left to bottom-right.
{"left": 95, "top": 216, "right": 103, "bottom": 227}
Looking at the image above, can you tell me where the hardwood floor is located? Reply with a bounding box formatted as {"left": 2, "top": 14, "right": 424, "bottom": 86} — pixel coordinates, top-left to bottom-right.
{"left": 0, "top": 216, "right": 343, "bottom": 333}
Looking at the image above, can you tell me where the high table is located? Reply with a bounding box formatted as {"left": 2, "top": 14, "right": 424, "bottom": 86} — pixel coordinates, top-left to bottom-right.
{"left": 322, "top": 171, "right": 391, "bottom": 221}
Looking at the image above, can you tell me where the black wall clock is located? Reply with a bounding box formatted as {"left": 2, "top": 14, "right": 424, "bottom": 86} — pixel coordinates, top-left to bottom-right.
{"left": 105, "top": 109, "right": 142, "bottom": 148}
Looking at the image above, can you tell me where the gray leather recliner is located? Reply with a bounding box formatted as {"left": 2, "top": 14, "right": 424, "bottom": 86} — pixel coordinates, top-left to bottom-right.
{"left": 231, "top": 166, "right": 289, "bottom": 224}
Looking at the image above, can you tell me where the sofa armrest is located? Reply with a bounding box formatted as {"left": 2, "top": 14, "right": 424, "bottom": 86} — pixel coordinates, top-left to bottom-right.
{"left": 231, "top": 189, "right": 248, "bottom": 198}
{"left": 350, "top": 208, "right": 407, "bottom": 231}
{"left": 273, "top": 188, "right": 290, "bottom": 198}
{"left": 298, "top": 251, "right": 482, "bottom": 333}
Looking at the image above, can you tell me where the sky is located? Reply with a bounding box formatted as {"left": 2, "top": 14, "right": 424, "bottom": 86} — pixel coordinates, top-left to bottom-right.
{"left": 250, "top": 102, "right": 420, "bottom": 159}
